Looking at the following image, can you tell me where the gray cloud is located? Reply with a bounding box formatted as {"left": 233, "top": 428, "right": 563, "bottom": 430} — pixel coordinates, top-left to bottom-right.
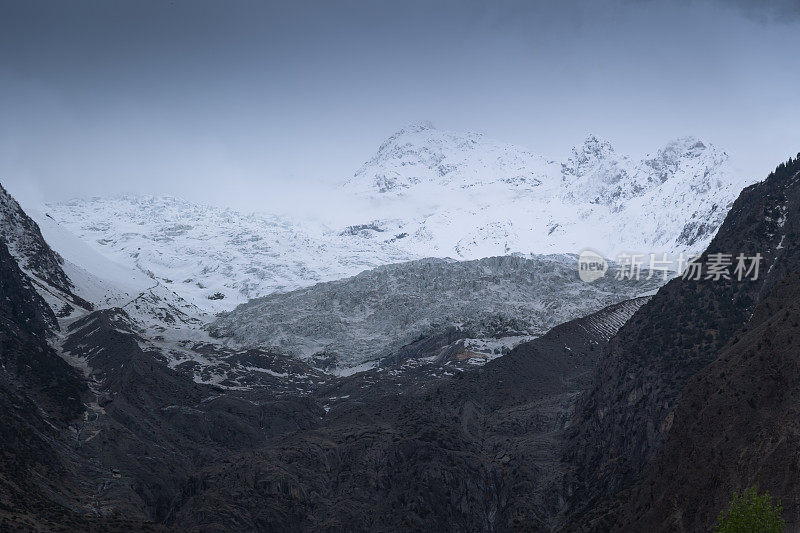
{"left": 714, "top": 0, "right": 800, "bottom": 22}
{"left": 642, "top": 0, "right": 800, "bottom": 22}
{"left": 1, "top": 0, "right": 799, "bottom": 215}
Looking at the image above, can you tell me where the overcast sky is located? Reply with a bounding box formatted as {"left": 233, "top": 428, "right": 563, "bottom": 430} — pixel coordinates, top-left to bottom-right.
{"left": 1, "top": 0, "right": 799, "bottom": 212}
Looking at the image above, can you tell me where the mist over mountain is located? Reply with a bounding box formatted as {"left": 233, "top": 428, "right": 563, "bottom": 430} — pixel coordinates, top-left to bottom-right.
{"left": 41, "top": 124, "right": 750, "bottom": 317}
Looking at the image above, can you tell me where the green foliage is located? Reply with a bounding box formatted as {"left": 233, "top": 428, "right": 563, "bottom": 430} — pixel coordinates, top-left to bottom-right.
{"left": 715, "top": 487, "right": 785, "bottom": 533}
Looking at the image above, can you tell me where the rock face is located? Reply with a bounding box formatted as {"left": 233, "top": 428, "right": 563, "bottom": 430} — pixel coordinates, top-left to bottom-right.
{"left": 560, "top": 134, "right": 639, "bottom": 206}
{"left": 0, "top": 295, "right": 322, "bottom": 529}
{"left": 0, "top": 184, "right": 73, "bottom": 295}
{"left": 0, "top": 184, "right": 91, "bottom": 318}
{"left": 0, "top": 232, "right": 94, "bottom": 529}
{"left": 613, "top": 267, "right": 800, "bottom": 531}
{"left": 560, "top": 136, "right": 728, "bottom": 211}
{"left": 564, "top": 153, "right": 800, "bottom": 528}
{"left": 0, "top": 237, "right": 86, "bottom": 419}
{"left": 57, "top": 308, "right": 322, "bottom": 522}
{"left": 210, "top": 255, "right": 664, "bottom": 368}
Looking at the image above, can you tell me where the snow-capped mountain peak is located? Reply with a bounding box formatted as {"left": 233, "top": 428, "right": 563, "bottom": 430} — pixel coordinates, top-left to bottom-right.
{"left": 559, "top": 134, "right": 737, "bottom": 211}
{"left": 561, "top": 134, "right": 637, "bottom": 206}
{"left": 641, "top": 136, "right": 728, "bottom": 192}
{"left": 395, "top": 120, "right": 436, "bottom": 134}
{"left": 343, "top": 123, "right": 558, "bottom": 196}
{"left": 569, "top": 134, "right": 620, "bottom": 164}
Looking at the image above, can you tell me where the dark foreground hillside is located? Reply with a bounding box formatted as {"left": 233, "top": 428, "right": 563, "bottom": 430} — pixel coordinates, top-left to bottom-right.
{"left": 566, "top": 154, "right": 800, "bottom": 531}
{"left": 615, "top": 267, "right": 800, "bottom": 531}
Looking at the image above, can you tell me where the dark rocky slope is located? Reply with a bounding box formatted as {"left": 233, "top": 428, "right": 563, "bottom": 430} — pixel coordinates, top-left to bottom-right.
{"left": 0, "top": 184, "right": 91, "bottom": 317}
{"left": 0, "top": 184, "right": 72, "bottom": 295}
{"left": 564, "top": 154, "right": 800, "bottom": 527}
{"left": 611, "top": 267, "right": 800, "bottom": 531}
{"left": 58, "top": 308, "right": 323, "bottom": 523}
{"left": 0, "top": 225, "right": 322, "bottom": 529}
{"left": 0, "top": 237, "right": 86, "bottom": 420}
{"left": 165, "top": 297, "right": 649, "bottom": 531}
{"left": 0, "top": 235, "right": 112, "bottom": 530}
{"left": 0, "top": 302, "right": 324, "bottom": 530}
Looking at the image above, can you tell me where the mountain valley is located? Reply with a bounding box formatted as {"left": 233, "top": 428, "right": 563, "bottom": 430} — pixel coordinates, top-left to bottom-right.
{"left": 0, "top": 126, "right": 796, "bottom": 531}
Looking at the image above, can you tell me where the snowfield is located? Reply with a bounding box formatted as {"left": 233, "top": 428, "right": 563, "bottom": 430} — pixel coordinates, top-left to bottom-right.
{"left": 41, "top": 123, "right": 752, "bottom": 317}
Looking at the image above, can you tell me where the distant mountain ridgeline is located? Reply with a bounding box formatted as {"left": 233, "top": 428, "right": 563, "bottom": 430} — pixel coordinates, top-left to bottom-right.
{"left": 45, "top": 124, "right": 751, "bottom": 315}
